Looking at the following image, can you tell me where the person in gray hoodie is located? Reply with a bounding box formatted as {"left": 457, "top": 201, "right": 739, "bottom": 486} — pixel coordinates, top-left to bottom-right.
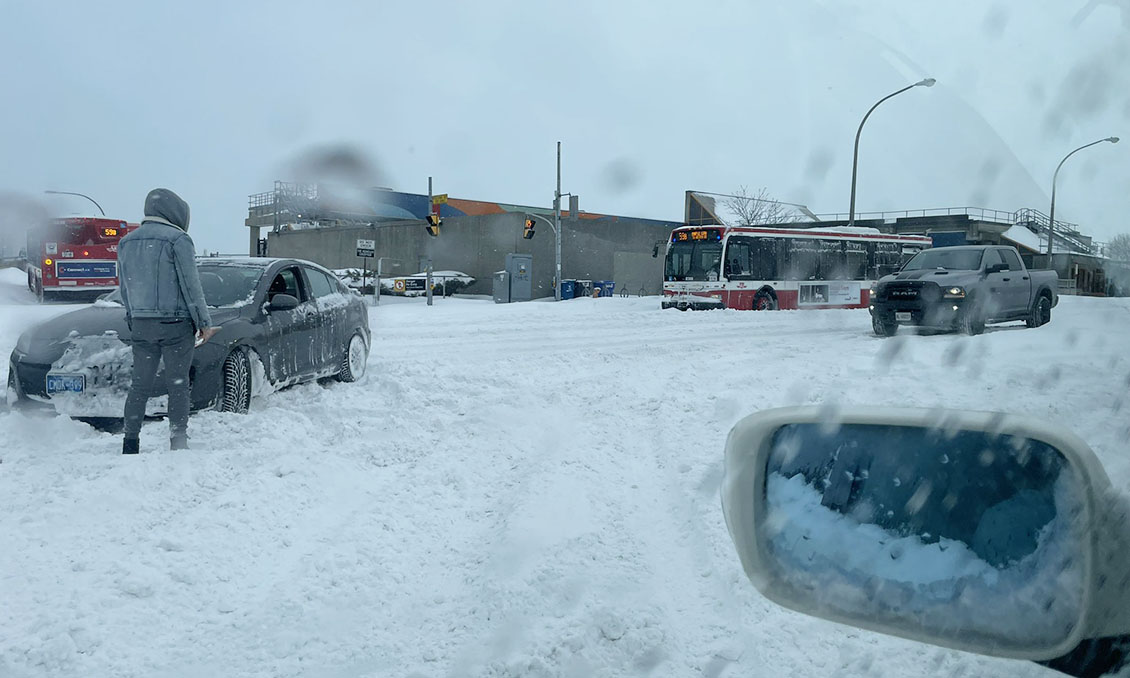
{"left": 117, "top": 188, "right": 218, "bottom": 454}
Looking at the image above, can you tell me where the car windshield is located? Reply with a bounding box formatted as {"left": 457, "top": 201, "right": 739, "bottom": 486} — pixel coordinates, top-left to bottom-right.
{"left": 901, "top": 248, "right": 984, "bottom": 271}
{"left": 101, "top": 263, "right": 265, "bottom": 308}
{"left": 197, "top": 264, "right": 266, "bottom": 307}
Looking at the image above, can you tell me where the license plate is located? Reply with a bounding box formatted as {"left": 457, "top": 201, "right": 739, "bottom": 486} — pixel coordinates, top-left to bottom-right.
{"left": 895, "top": 312, "right": 912, "bottom": 322}
{"left": 46, "top": 373, "right": 85, "bottom": 394}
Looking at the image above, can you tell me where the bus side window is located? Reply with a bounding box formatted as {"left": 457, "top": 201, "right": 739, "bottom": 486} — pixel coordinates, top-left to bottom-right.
{"left": 725, "top": 238, "right": 751, "bottom": 279}
{"left": 845, "top": 241, "right": 867, "bottom": 280}
{"left": 758, "top": 238, "right": 780, "bottom": 279}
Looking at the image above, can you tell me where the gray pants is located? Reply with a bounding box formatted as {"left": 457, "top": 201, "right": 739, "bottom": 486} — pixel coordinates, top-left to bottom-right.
{"left": 124, "top": 318, "right": 195, "bottom": 438}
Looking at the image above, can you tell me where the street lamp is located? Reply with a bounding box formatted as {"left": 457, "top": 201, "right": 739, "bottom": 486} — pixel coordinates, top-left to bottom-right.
{"left": 847, "top": 78, "right": 936, "bottom": 227}
{"left": 1047, "top": 136, "right": 1119, "bottom": 260}
{"left": 44, "top": 190, "right": 106, "bottom": 216}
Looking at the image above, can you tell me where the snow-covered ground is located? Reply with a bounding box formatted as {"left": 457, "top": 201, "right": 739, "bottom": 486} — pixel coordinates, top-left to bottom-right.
{"left": 1, "top": 264, "right": 1128, "bottom": 678}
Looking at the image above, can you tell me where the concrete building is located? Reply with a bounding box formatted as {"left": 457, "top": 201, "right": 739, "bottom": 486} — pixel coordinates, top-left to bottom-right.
{"left": 246, "top": 182, "right": 679, "bottom": 298}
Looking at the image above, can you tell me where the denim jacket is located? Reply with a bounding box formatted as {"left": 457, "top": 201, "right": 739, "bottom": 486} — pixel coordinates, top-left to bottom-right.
{"left": 117, "top": 219, "right": 212, "bottom": 331}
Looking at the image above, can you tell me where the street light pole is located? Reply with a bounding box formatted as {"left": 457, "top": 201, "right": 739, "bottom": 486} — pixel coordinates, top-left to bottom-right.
{"left": 44, "top": 190, "right": 106, "bottom": 216}
{"left": 847, "top": 78, "right": 936, "bottom": 228}
{"left": 554, "top": 141, "right": 562, "bottom": 302}
{"left": 1047, "top": 136, "right": 1119, "bottom": 262}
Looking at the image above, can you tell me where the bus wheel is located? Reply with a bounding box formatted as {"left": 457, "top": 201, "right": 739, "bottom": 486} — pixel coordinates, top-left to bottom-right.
{"left": 753, "top": 292, "right": 778, "bottom": 311}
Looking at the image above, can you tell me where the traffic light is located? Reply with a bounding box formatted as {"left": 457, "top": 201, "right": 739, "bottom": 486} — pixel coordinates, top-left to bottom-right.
{"left": 523, "top": 218, "right": 535, "bottom": 239}
{"left": 425, "top": 214, "right": 441, "bottom": 237}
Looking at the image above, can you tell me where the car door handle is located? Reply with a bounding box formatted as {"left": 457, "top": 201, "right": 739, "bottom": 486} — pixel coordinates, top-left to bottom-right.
{"left": 1002, "top": 277, "right": 1011, "bottom": 281}
{"left": 1022, "top": 275, "right": 1029, "bottom": 280}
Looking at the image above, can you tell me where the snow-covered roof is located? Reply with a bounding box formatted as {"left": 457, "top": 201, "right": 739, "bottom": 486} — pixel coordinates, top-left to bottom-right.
{"left": 1000, "top": 225, "right": 1043, "bottom": 253}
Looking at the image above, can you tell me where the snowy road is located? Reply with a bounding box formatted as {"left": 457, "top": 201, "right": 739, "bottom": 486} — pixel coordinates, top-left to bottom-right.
{"left": 1, "top": 265, "right": 1128, "bottom": 678}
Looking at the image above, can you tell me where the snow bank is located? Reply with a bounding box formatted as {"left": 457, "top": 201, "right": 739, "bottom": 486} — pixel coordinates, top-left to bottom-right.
{"left": 1, "top": 271, "right": 1128, "bottom": 677}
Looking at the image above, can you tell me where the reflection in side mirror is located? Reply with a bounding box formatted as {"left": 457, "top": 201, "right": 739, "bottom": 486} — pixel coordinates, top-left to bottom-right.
{"left": 721, "top": 407, "right": 1115, "bottom": 662}
{"left": 268, "top": 293, "right": 300, "bottom": 311}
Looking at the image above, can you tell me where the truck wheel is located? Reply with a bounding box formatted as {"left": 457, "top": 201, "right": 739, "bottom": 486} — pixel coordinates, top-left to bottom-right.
{"left": 872, "top": 314, "right": 897, "bottom": 337}
{"left": 1026, "top": 295, "right": 1052, "bottom": 328}
{"left": 959, "top": 303, "right": 985, "bottom": 336}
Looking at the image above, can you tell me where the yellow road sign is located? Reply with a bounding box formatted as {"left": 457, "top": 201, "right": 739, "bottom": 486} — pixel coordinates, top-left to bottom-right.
{"left": 432, "top": 194, "right": 448, "bottom": 205}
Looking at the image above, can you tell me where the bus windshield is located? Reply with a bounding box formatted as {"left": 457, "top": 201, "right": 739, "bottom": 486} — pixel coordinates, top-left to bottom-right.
{"left": 666, "top": 241, "right": 723, "bottom": 281}
{"left": 901, "top": 248, "right": 983, "bottom": 272}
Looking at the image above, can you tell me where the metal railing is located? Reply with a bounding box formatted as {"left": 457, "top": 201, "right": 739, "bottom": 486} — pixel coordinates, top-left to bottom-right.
{"left": 813, "top": 206, "right": 1017, "bottom": 224}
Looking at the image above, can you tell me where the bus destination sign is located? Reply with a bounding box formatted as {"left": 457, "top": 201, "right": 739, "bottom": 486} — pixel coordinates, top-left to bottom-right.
{"left": 673, "top": 229, "right": 719, "bottom": 243}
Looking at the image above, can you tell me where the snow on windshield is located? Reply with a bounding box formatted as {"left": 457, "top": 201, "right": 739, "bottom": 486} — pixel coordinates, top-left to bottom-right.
{"left": 763, "top": 467, "right": 1086, "bottom": 648}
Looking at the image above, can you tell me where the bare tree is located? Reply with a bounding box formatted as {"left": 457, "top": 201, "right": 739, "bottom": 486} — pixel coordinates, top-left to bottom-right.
{"left": 722, "top": 186, "right": 796, "bottom": 226}
{"left": 1106, "top": 233, "right": 1130, "bottom": 262}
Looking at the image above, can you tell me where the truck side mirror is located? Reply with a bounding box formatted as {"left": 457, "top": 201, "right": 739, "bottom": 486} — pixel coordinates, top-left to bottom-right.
{"left": 721, "top": 406, "right": 1130, "bottom": 665}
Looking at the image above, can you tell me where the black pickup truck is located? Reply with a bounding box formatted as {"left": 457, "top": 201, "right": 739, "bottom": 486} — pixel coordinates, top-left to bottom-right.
{"left": 869, "top": 245, "right": 1058, "bottom": 336}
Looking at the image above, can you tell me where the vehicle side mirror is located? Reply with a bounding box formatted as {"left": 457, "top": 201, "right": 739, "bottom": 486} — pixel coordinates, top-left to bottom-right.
{"left": 268, "top": 293, "right": 300, "bottom": 311}
{"left": 721, "top": 406, "right": 1130, "bottom": 663}
{"left": 986, "top": 263, "right": 1008, "bottom": 274}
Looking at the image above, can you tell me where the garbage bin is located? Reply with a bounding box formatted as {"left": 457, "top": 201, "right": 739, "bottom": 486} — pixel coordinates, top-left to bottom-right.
{"left": 560, "top": 279, "right": 576, "bottom": 300}
{"left": 575, "top": 280, "right": 593, "bottom": 298}
{"left": 596, "top": 281, "right": 615, "bottom": 297}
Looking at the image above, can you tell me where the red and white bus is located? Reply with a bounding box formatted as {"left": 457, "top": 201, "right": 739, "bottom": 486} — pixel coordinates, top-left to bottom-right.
{"left": 26, "top": 217, "right": 138, "bottom": 302}
{"left": 661, "top": 225, "right": 932, "bottom": 311}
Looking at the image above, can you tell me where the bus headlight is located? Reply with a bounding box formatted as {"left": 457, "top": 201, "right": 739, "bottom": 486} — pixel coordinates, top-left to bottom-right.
{"left": 944, "top": 286, "right": 965, "bottom": 299}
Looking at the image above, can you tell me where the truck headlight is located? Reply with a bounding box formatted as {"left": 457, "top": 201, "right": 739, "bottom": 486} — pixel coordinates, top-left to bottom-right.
{"left": 869, "top": 286, "right": 879, "bottom": 298}
{"left": 944, "top": 286, "right": 965, "bottom": 298}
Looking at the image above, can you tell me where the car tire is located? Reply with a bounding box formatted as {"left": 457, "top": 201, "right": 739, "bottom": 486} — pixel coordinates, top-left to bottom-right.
{"left": 219, "top": 348, "right": 252, "bottom": 414}
{"left": 872, "top": 314, "right": 897, "bottom": 337}
{"left": 1026, "top": 295, "right": 1052, "bottom": 328}
{"left": 336, "top": 332, "right": 368, "bottom": 383}
{"left": 753, "top": 292, "right": 778, "bottom": 311}
{"left": 958, "top": 302, "right": 985, "bottom": 336}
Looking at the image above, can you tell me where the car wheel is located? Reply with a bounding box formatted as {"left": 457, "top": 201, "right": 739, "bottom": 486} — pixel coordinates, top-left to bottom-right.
{"left": 754, "top": 292, "right": 778, "bottom": 311}
{"left": 1026, "top": 295, "right": 1052, "bottom": 328}
{"left": 959, "top": 302, "right": 985, "bottom": 336}
{"left": 219, "top": 348, "right": 252, "bottom": 413}
{"left": 336, "top": 332, "right": 368, "bottom": 383}
{"left": 872, "top": 314, "right": 897, "bottom": 337}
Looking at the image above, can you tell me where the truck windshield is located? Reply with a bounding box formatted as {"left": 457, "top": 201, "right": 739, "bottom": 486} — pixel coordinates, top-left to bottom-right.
{"left": 901, "top": 249, "right": 983, "bottom": 271}
{"left": 666, "top": 241, "right": 723, "bottom": 281}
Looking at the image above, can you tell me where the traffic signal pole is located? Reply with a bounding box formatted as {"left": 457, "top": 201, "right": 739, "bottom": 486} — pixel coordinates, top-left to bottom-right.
{"left": 554, "top": 141, "right": 562, "bottom": 302}
{"left": 427, "top": 176, "right": 434, "bottom": 306}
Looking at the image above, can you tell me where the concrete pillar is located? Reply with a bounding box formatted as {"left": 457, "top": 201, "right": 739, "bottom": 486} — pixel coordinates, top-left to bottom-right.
{"left": 249, "top": 226, "right": 261, "bottom": 257}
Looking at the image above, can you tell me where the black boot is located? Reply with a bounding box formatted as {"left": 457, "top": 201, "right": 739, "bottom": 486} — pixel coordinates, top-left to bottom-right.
{"left": 122, "top": 437, "right": 140, "bottom": 455}
{"left": 170, "top": 434, "right": 189, "bottom": 451}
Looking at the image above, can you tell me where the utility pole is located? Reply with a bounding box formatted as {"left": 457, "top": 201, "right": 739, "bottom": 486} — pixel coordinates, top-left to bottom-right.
{"left": 554, "top": 142, "right": 562, "bottom": 301}
{"left": 426, "top": 176, "right": 434, "bottom": 306}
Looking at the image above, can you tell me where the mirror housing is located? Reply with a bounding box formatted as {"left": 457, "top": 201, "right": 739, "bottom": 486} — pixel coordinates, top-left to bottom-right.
{"left": 268, "top": 293, "right": 300, "bottom": 312}
{"left": 721, "top": 406, "right": 1127, "bottom": 662}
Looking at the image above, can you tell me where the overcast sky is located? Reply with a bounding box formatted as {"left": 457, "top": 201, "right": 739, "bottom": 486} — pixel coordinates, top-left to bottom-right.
{"left": 1, "top": 0, "right": 1127, "bottom": 253}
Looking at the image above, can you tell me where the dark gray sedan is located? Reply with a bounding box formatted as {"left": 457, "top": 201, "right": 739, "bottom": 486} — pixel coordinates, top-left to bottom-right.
{"left": 6, "top": 257, "right": 371, "bottom": 420}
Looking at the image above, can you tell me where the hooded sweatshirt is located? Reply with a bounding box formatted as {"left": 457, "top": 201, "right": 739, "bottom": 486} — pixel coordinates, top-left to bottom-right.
{"left": 117, "top": 188, "right": 212, "bottom": 330}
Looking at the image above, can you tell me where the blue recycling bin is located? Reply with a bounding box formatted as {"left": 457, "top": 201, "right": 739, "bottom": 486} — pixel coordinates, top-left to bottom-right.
{"left": 560, "top": 279, "right": 576, "bottom": 300}
{"left": 596, "top": 281, "right": 615, "bottom": 297}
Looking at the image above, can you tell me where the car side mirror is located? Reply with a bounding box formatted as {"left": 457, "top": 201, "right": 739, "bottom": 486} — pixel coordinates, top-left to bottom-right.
{"left": 986, "top": 263, "right": 1008, "bottom": 274}
{"left": 268, "top": 293, "right": 300, "bottom": 311}
{"left": 721, "top": 406, "right": 1130, "bottom": 664}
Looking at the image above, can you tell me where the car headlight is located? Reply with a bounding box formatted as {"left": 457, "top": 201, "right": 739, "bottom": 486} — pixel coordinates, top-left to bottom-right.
{"left": 14, "top": 332, "right": 33, "bottom": 355}
{"left": 944, "top": 286, "right": 965, "bottom": 298}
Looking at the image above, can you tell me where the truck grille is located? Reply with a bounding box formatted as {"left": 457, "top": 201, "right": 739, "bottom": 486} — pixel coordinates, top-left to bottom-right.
{"left": 881, "top": 281, "right": 941, "bottom": 303}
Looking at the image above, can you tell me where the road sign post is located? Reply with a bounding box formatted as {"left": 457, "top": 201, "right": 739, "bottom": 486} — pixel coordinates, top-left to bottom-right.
{"left": 356, "top": 238, "right": 375, "bottom": 298}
